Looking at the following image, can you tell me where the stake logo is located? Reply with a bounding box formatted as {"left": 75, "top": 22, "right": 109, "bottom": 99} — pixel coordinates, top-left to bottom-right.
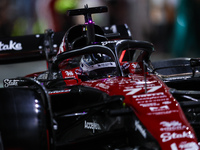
{"left": 3, "top": 79, "right": 18, "bottom": 87}
{"left": 0, "top": 40, "right": 22, "bottom": 51}
{"left": 160, "top": 131, "right": 194, "bottom": 142}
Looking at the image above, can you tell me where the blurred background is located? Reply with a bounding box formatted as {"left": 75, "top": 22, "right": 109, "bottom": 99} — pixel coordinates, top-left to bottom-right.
{"left": 0, "top": 0, "right": 200, "bottom": 86}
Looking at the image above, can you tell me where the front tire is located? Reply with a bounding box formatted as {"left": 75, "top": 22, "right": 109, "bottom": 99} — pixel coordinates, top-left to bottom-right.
{"left": 0, "top": 88, "right": 49, "bottom": 150}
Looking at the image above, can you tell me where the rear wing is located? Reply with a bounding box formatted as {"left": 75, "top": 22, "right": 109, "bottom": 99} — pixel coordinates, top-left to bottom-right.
{"left": 0, "top": 31, "right": 65, "bottom": 64}
{"left": 0, "top": 24, "right": 131, "bottom": 64}
{"left": 0, "top": 5, "right": 132, "bottom": 64}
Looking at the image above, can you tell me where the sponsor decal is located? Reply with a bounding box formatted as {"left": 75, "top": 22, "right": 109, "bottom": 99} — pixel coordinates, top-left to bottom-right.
{"left": 162, "top": 101, "right": 171, "bottom": 105}
{"left": 131, "top": 62, "right": 141, "bottom": 69}
{"left": 135, "top": 94, "right": 168, "bottom": 103}
{"left": 149, "top": 105, "right": 169, "bottom": 112}
{"left": 48, "top": 89, "right": 71, "bottom": 94}
{"left": 139, "top": 103, "right": 160, "bottom": 107}
{"left": 81, "top": 82, "right": 93, "bottom": 87}
{"left": 101, "top": 40, "right": 118, "bottom": 46}
{"left": 160, "top": 121, "right": 186, "bottom": 131}
{"left": 3, "top": 79, "right": 18, "bottom": 87}
{"left": 179, "top": 141, "right": 199, "bottom": 149}
{"left": 135, "top": 120, "right": 147, "bottom": 138}
{"left": 84, "top": 120, "right": 101, "bottom": 133}
{"left": 132, "top": 92, "right": 164, "bottom": 98}
{"left": 0, "top": 40, "right": 22, "bottom": 51}
{"left": 170, "top": 143, "right": 178, "bottom": 150}
{"left": 129, "top": 62, "right": 142, "bottom": 73}
{"left": 160, "top": 131, "right": 194, "bottom": 142}
{"left": 170, "top": 142, "right": 199, "bottom": 150}
{"left": 96, "top": 83, "right": 109, "bottom": 89}
{"left": 65, "top": 71, "right": 74, "bottom": 76}
{"left": 147, "top": 110, "right": 179, "bottom": 116}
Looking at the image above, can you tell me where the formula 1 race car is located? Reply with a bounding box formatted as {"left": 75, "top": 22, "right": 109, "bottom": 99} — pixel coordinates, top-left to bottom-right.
{"left": 0, "top": 5, "right": 200, "bottom": 150}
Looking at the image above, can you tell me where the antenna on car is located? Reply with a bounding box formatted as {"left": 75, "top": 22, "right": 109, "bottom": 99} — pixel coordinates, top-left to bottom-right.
{"left": 67, "top": 5, "right": 108, "bottom": 45}
{"left": 84, "top": 4, "right": 95, "bottom": 45}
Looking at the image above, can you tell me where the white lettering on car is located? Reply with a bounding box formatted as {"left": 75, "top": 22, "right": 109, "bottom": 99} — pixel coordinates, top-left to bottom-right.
{"left": 179, "top": 141, "right": 199, "bottom": 149}
{"left": 131, "top": 63, "right": 140, "bottom": 69}
{"left": 101, "top": 40, "right": 118, "bottom": 46}
{"left": 160, "top": 131, "right": 194, "bottom": 142}
{"left": 84, "top": 120, "right": 101, "bottom": 133}
{"left": 160, "top": 121, "right": 186, "bottom": 131}
{"left": 147, "top": 86, "right": 162, "bottom": 93}
{"left": 0, "top": 40, "right": 22, "bottom": 51}
{"left": 135, "top": 120, "right": 147, "bottom": 138}
{"left": 123, "top": 88, "right": 142, "bottom": 95}
{"left": 123, "top": 86, "right": 162, "bottom": 96}
{"left": 65, "top": 71, "right": 74, "bottom": 76}
{"left": 170, "top": 142, "right": 199, "bottom": 150}
{"left": 96, "top": 83, "right": 109, "bottom": 89}
{"left": 170, "top": 143, "right": 178, "bottom": 150}
{"left": 149, "top": 105, "right": 169, "bottom": 112}
{"left": 133, "top": 92, "right": 164, "bottom": 98}
{"left": 3, "top": 79, "right": 18, "bottom": 87}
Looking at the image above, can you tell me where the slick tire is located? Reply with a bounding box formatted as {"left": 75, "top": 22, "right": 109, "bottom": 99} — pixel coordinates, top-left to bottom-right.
{"left": 0, "top": 88, "right": 49, "bottom": 150}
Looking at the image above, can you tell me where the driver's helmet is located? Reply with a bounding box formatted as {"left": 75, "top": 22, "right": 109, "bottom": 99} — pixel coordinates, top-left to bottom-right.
{"left": 80, "top": 53, "right": 116, "bottom": 79}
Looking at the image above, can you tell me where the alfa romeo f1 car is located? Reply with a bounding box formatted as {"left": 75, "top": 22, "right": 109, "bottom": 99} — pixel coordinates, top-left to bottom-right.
{"left": 0, "top": 5, "right": 200, "bottom": 150}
